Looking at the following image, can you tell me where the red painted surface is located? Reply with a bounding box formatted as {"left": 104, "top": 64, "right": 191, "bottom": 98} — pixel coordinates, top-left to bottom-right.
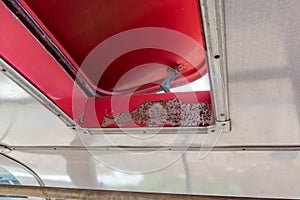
{"left": 0, "top": 1, "right": 211, "bottom": 128}
{"left": 97, "top": 48, "right": 206, "bottom": 94}
{"left": 0, "top": 1, "right": 87, "bottom": 121}
{"left": 19, "top": 0, "right": 206, "bottom": 95}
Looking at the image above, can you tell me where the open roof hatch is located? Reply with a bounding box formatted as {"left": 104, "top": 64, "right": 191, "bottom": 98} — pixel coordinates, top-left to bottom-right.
{"left": 0, "top": 0, "right": 230, "bottom": 133}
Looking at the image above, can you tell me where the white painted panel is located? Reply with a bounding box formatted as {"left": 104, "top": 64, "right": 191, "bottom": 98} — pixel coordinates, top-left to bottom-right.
{"left": 8, "top": 150, "right": 300, "bottom": 199}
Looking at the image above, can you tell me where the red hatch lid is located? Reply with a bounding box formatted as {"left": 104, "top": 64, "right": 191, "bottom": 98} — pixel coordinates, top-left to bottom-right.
{"left": 19, "top": 0, "right": 207, "bottom": 95}
{"left": 0, "top": 0, "right": 212, "bottom": 128}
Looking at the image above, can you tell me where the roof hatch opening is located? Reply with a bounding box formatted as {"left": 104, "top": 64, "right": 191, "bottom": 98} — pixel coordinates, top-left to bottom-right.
{"left": 1, "top": 0, "right": 232, "bottom": 132}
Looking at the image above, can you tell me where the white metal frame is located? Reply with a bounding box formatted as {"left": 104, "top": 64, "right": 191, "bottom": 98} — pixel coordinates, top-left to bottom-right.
{"left": 200, "top": 0, "right": 230, "bottom": 124}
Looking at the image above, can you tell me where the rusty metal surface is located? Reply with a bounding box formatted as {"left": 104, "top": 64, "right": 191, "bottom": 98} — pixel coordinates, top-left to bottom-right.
{"left": 0, "top": 184, "right": 286, "bottom": 200}
{"left": 102, "top": 98, "right": 212, "bottom": 127}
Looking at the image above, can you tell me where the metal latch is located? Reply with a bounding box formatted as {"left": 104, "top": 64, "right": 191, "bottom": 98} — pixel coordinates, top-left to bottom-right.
{"left": 160, "top": 65, "right": 183, "bottom": 92}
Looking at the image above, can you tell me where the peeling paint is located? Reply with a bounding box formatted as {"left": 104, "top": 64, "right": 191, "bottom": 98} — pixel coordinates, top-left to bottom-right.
{"left": 102, "top": 98, "right": 213, "bottom": 128}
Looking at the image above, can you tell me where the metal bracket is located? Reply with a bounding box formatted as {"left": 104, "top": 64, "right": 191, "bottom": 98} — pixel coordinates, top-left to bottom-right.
{"left": 160, "top": 66, "right": 181, "bottom": 92}
{"left": 207, "top": 120, "right": 231, "bottom": 134}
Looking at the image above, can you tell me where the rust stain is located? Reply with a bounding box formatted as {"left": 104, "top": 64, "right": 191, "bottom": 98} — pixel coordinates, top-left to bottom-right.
{"left": 102, "top": 98, "right": 213, "bottom": 127}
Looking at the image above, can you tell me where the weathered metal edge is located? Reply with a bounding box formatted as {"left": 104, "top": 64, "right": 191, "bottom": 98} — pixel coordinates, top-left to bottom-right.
{"left": 0, "top": 184, "right": 288, "bottom": 200}
{"left": 199, "top": 0, "right": 230, "bottom": 123}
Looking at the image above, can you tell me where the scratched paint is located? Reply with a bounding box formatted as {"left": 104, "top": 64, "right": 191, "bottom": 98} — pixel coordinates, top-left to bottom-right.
{"left": 102, "top": 98, "right": 213, "bottom": 127}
